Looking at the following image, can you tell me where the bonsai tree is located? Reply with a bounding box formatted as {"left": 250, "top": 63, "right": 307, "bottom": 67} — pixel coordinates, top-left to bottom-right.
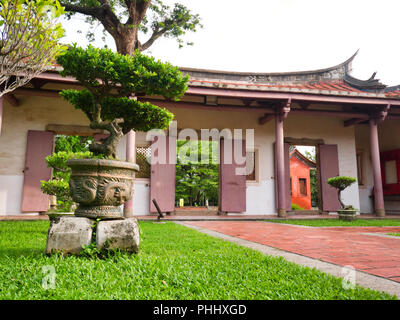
{"left": 327, "top": 176, "right": 357, "bottom": 210}
{"left": 56, "top": 44, "right": 188, "bottom": 158}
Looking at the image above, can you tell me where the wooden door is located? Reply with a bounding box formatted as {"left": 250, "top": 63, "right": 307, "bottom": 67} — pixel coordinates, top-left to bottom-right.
{"left": 219, "top": 139, "right": 246, "bottom": 213}
{"left": 21, "top": 130, "right": 55, "bottom": 212}
{"left": 149, "top": 135, "right": 176, "bottom": 213}
{"left": 319, "top": 144, "right": 341, "bottom": 211}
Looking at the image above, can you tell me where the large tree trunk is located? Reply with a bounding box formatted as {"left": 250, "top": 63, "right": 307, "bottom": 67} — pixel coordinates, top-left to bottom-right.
{"left": 114, "top": 29, "right": 140, "bottom": 55}
{"left": 61, "top": 1, "right": 151, "bottom": 55}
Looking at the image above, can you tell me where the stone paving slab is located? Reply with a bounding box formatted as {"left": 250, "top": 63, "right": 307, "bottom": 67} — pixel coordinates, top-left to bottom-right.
{"left": 176, "top": 221, "right": 400, "bottom": 298}
{"left": 184, "top": 221, "right": 400, "bottom": 287}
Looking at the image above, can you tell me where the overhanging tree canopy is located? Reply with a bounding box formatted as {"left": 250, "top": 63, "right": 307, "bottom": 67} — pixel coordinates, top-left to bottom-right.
{"left": 60, "top": 0, "right": 202, "bottom": 54}
{"left": 57, "top": 44, "right": 188, "bottom": 157}
{"left": 0, "top": 0, "right": 66, "bottom": 97}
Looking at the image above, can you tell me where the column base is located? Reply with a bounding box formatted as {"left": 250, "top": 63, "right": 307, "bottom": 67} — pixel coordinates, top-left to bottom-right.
{"left": 277, "top": 209, "right": 287, "bottom": 218}
{"left": 375, "top": 208, "right": 385, "bottom": 217}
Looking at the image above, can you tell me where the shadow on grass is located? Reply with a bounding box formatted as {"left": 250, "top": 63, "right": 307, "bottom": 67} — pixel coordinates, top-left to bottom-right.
{"left": 0, "top": 247, "right": 46, "bottom": 258}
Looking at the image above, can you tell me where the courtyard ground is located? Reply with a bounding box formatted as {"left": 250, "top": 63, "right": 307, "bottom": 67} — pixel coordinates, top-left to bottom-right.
{"left": 182, "top": 220, "right": 400, "bottom": 297}
{"left": 0, "top": 220, "right": 396, "bottom": 299}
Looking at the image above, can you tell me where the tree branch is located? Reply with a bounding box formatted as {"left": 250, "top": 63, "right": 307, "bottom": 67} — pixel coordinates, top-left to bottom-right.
{"left": 140, "top": 27, "right": 166, "bottom": 51}
{"left": 59, "top": 3, "right": 102, "bottom": 17}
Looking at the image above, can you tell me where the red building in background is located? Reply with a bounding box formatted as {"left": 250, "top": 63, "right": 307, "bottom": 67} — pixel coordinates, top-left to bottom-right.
{"left": 289, "top": 149, "right": 316, "bottom": 210}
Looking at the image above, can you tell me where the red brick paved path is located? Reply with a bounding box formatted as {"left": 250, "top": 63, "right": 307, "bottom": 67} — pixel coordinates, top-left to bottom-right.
{"left": 186, "top": 221, "right": 400, "bottom": 283}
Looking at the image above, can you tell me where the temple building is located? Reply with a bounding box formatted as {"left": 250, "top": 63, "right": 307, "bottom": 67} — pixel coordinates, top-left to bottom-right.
{"left": 1, "top": 51, "right": 400, "bottom": 217}
{"left": 289, "top": 148, "right": 316, "bottom": 211}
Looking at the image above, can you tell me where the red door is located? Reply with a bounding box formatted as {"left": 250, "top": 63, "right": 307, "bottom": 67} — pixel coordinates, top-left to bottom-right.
{"left": 21, "top": 130, "right": 55, "bottom": 212}
{"left": 219, "top": 139, "right": 246, "bottom": 213}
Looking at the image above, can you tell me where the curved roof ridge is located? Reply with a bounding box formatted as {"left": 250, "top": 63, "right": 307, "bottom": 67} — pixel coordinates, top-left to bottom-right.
{"left": 289, "top": 148, "right": 316, "bottom": 167}
{"left": 181, "top": 50, "right": 359, "bottom": 85}
{"left": 180, "top": 50, "right": 359, "bottom": 79}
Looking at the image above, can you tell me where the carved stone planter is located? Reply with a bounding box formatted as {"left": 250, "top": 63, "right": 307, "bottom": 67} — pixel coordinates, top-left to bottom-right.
{"left": 67, "top": 159, "right": 139, "bottom": 219}
{"left": 338, "top": 209, "right": 357, "bottom": 221}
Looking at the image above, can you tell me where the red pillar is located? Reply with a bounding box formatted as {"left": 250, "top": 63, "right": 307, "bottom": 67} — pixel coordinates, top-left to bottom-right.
{"left": 123, "top": 130, "right": 136, "bottom": 218}
{"left": 275, "top": 113, "right": 286, "bottom": 217}
{"left": 369, "top": 119, "right": 385, "bottom": 216}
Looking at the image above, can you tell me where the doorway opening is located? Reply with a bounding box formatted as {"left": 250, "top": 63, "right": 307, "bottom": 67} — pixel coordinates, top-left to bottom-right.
{"left": 289, "top": 144, "right": 320, "bottom": 213}
{"left": 175, "top": 139, "right": 219, "bottom": 215}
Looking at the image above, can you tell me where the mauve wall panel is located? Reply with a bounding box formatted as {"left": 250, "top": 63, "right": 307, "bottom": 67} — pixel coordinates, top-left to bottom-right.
{"left": 149, "top": 135, "right": 176, "bottom": 213}
{"left": 220, "top": 139, "right": 246, "bottom": 213}
{"left": 21, "top": 130, "right": 54, "bottom": 212}
{"left": 319, "top": 144, "right": 341, "bottom": 211}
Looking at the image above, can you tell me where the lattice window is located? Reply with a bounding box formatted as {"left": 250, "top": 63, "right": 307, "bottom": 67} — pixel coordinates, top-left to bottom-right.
{"left": 246, "top": 151, "right": 256, "bottom": 181}
{"left": 136, "top": 146, "right": 151, "bottom": 178}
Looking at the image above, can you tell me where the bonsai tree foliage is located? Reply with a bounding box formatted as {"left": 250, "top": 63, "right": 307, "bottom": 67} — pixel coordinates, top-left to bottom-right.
{"left": 60, "top": 0, "right": 202, "bottom": 54}
{"left": 56, "top": 44, "right": 187, "bottom": 158}
{"left": 0, "top": 0, "right": 66, "bottom": 97}
{"left": 41, "top": 150, "right": 93, "bottom": 211}
{"left": 41, "top": 135, "right": 95, "bottom": 211}
{"left": 327, "top": 176, "right": 357, "bottom": 210}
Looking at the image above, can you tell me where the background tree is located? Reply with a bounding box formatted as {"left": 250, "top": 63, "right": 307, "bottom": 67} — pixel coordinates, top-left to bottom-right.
{"left": 0, "top": 0, "right": 66, "bottom": 97}
{"left": 175, "top": 140, "right": 219, "bottom": 207}
{"left": 304, "top": 149, "right": 318, "bottom": 207}
{"left": 60, "top": 0, "right": 202, "bottom": 54}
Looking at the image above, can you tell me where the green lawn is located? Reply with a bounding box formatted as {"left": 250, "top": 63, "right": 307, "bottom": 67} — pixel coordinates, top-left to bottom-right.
{"left": 0, "top": 220, "right": 396, "bottom": 300}
{"left": 264, "top": 219, "right": 400, "bottom": 227}
{"left": 388, "top": 233, "right": 400, "bottom": 237}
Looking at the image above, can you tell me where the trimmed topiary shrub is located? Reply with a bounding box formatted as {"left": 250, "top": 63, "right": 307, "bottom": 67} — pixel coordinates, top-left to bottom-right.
{"left": 56, "top": 44, "right": 188, "bottom": 158}
{"left": 327, "top": 176, "right": 357, "bottom": 210}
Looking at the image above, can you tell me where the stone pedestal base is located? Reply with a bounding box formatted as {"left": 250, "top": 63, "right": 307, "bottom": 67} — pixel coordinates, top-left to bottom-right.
{"left": 46, "top": 217, "right": 93, "bottom": 255}
{"left": 97, "top": 219, "right": 139, "bottom": 253}
{"left": 46, "top": 216, "right": 140, "bottom": 256}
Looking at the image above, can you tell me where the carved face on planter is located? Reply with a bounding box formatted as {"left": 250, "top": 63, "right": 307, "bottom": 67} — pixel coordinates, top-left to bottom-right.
{"left": 67, "top": 159, "right": 139, "bottom": 219}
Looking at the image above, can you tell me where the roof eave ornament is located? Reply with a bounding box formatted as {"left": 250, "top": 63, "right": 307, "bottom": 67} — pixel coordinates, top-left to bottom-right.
{"left": 344, "top": 70, "right": 387, "bottom": 92}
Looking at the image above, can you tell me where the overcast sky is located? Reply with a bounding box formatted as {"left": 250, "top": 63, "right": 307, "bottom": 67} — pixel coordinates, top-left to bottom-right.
{"left": 61, "top": 0, "right": 400, "bottom": 85}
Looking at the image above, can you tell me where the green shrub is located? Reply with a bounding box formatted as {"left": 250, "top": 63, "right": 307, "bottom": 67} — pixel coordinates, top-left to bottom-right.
{"left": 291, "top": 203, "right": 305, "bottom": 211}
{"left": 41, "top": 151, "right": 95, "bottom": 211}
{"left": 56, "top": 45, "right": 187, "bottom": 158}
{"left": 327, "top": 176, "right": 357, "bottom": 191}
{"left": 327, "top": 176, "right": 357, "bottom": 209}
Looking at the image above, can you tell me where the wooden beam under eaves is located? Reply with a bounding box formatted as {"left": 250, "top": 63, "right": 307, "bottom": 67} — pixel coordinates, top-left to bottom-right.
{"left": 30, "top": 79, "right": 48, "bottom": 89}
{"left": 4, "top": 93, "right": 19, "bottom": 107}
{"left": 344, "top": 118, "right": 366, "bottom": 127}
{"left": 259, "top": 113, "right": 275, "bottom": 125}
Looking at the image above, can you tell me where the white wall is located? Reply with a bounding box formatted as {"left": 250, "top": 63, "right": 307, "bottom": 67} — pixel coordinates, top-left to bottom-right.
{"left": 0, "top": 94, "right": 363, "bottom": 216}
{"left": 355, "top": 120, "right": 400, "bottom": 214}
